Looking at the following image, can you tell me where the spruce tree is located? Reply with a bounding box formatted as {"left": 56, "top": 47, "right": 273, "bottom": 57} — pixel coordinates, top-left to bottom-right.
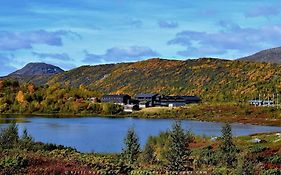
{"left": 198, "top": 145, "right": 218, "bottom": 166}
{"left": 220, "top": 123, "right": 237, "bottom": 167}
{"left": 122, "top": 127, "right": 140, "bottom": 165}
{"left": 0, "top": 123, "right": 19, "bottom": 149}
{"left": 166, "top": 121, "right": 191, "bottom": 172}
{"left": 142, "top": 140, "right": 156, "bottom": 164}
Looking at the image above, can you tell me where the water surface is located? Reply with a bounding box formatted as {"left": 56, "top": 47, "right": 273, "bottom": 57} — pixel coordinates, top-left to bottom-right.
{"left": 0, "top": 116, "right": 280, "bottom": 153}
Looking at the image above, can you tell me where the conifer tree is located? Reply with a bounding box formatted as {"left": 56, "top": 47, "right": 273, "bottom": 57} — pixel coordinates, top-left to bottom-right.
{"left": 122, "top": 127, "right": 140, "bottom": 165}
{"left": 142, "top": 140, "right": 156, "bottom": 164}
{"left": 220, "top": 123, "right": 237, "bottom": 167}
{"left": 166, "top": 121, "right": 191, "bottom": 171}
{"left": 0, "top": 123, "right": 19, "bottom": 149}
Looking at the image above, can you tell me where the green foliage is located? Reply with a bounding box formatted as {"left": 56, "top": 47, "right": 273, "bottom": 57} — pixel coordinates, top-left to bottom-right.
{"left": 263, "top": 169, "right": 281, "bottom": 175}
{"left": 102, "top": 103, "right": 123, "bottom": 115}
{"left": 250, "top": 145, "right": 267, "bottom": 153}
{"left": 236, "top": 154, "right": 255, "bottom": 175}
{"left": 267, "top": 155, "right": 281, "bottom": 165}
{"left": 198, "top": 145, "right": 219, "bottom": 166}
{"left": 141, "top": 138, "right": 156, "bottom": 164}
{"left": 0, "top": 123, "right": 19, "bottom": 149}
{"left": 18, "top": 128, "right": 34, "bottom": 150}
{"left": 42, "top": 143, "right": 77, "bottom": 152}
{"left": 166, "top": 121, "right": 191, "bottom": 171}
{"left": 121, "top": 128, "right": 140, "bottom": 165}
{"left": 219, "top": 123, "right": 237, "bottom": 167}
{"left": 0, "top": 155, "right": 28, "bottom": 169}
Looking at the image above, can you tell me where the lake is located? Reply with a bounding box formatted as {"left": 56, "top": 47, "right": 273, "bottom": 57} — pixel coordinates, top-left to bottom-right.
{"left": 0, "top": 116, "right": 280, "bottom": 153}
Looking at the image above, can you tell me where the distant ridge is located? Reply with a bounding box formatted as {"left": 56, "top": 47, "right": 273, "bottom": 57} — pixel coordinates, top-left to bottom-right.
{"left": 1, "top": 63, "right": 64, "bottom": 85}
{"left": 9, "top": 62, "right": 64, "bottom": 76}
{"left": 239, "top": 46, "right": 281, "bottom": 64}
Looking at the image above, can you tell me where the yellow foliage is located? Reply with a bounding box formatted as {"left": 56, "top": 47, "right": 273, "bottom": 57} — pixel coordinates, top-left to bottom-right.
{"left": 0, "top": 81, "right": 3, "bottom": 90}
{"left": 16, "top": 91, "right": 25, "bottom": 104}
{"left": 28, "top": 84, "right": 35, "bottom": 94}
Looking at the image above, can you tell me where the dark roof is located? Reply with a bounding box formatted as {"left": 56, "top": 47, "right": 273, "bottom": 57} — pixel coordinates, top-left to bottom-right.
{"left": 101, "top": 94, "right": 130, "bottom": 98}
{"left": 161, "top": 96, "right": 185, "bottom": 101}
{"left": 181, "top": 96, "right": 201, "bottom": 101}
{"left": 135, "top": 93, "right": 159, "bottom": 98}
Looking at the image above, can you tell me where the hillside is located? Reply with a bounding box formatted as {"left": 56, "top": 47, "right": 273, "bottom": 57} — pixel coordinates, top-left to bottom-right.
{"left": 48, "top": 58, "right": 281, "bottom": 101}
{"left": 239, "top": 47, "right": 281, "bottom": 64}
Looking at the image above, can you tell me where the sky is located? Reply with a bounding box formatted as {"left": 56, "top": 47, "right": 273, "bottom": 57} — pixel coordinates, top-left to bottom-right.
{"left": 1, "top": 0, "right": 281, "bottom": 75}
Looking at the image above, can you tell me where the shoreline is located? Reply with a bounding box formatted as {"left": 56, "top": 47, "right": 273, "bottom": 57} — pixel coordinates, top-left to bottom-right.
{"left": 1, "top": 111, "right": 281, "bottom": 127}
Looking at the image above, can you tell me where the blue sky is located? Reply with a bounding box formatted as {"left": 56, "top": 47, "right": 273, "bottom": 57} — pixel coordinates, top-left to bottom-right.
{"left": 1, "top": 0, "right": 281, "bottom": 75}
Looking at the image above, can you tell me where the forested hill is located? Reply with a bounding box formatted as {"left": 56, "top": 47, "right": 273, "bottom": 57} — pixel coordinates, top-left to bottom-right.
{"left": 47, "top": 58, "right": 281, "bottom": 101}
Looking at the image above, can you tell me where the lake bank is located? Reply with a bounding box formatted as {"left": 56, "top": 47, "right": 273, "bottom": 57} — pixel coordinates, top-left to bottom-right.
{"left": 1, "top": 103, "right": 281, "bottom": 127}
{"left": 130, "top": 103, "right": 281, "bottom": 127}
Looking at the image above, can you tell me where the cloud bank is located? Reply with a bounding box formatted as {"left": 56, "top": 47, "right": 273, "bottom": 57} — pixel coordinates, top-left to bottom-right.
{"left": 168, "top": 23, "right": 281, "bottom": 57}
{"left": 0, "top": 30, "right": 78, "bottom": 51}
{"left": 84, "top": 46, "right": 159, "bottom": 63}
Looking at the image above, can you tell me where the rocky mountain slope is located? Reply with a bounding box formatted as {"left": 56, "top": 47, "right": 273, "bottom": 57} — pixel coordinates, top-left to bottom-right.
{"left": 239, "top": 47, "right": 281, "bottom": 64}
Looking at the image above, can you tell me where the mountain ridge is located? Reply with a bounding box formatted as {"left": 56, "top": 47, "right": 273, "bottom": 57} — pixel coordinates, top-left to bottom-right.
{"left": 0, "top": 62, "right": 64, "bottom": 85}
{"left": 9, "top": 62, "right": 64, "bottom": 76}
{"left": 239, "top": 46, "right": 281, "bottom": 64}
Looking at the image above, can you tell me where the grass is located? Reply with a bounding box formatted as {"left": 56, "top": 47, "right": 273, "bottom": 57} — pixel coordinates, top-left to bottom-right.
{"left": 132, "top": 102, "right": 281, "bottom": 126}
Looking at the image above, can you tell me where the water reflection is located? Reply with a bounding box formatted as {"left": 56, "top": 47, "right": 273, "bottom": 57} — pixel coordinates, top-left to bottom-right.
{"left": 0, "top": 115, "right": 29, "bottom": 124}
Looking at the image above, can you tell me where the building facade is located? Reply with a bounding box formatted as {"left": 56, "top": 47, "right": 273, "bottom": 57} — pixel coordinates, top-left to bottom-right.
{"left": 101, "top": 94, "right": 131, "bottom": 105}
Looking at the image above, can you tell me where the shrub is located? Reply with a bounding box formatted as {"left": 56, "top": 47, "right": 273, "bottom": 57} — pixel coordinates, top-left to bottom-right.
{"left": 267, "top": 155, "right": 281, "bottom": 164}
{"left": 102, "top": 103, "right": 123, "bottom": 114}
{"left": 236, "top": 154, "right": 254, "bottom": 175}
{"left": 249, "top": 145, "right": 267, "bottom": 153}
{"left": 0, "top": 123, "right": 19, "bottom": 149}
{"left": 42, "top": 143, "right": 77, "bottom": 152}
{"left": 19, "top": 128, "right": 34, "bottom": 150}
{"left": 0, "top": 155, "right": 28, "bottom": 169}
{"left": 263, "top": 169, "right": 281, "bottom": 175}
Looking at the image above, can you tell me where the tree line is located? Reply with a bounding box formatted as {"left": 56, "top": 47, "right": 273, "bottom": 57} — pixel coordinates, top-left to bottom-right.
{"left": 0, "top": 80, "right": 123, "bottom": 115}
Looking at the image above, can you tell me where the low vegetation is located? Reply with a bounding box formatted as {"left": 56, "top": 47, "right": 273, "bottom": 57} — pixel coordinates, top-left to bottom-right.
{"left": 0, "top": 122, "right": 280, "bottom": 175}
{"left": 133, "top": 103, "right": 281, "bottom": 126}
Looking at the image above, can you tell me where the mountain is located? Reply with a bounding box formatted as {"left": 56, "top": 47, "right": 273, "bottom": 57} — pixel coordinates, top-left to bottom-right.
{"left": 239, "top": 46, "right": 281, "bottom": 64}
{"left": 47, "top": 58, "right": 281, "bottom": 101}
{"left": 9, "top": 62, "right": 64, "bottom": 76}
{"left": 1, "top": 63, "right": 64, "bottom": 85}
